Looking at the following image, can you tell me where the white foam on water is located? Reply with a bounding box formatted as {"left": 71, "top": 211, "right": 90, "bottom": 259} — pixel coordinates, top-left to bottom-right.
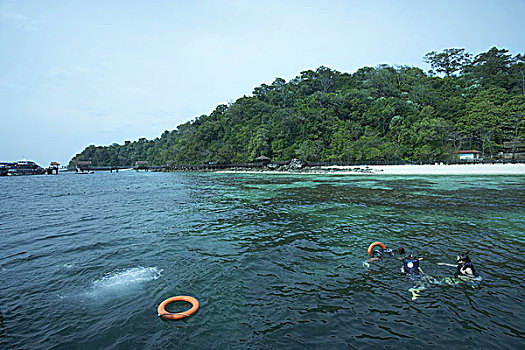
{"left": 85, "top": 266, "right": 162, "bottom": 299}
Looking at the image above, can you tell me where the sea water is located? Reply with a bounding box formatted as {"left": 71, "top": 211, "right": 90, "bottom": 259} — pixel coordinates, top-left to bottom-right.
{"left": 0, "top": 171, "right": 523, "bottom": 349}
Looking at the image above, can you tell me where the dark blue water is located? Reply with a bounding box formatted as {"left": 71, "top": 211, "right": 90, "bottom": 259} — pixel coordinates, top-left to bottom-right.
{"left": 0, "top": 172, "right": 524, "bottom": 349}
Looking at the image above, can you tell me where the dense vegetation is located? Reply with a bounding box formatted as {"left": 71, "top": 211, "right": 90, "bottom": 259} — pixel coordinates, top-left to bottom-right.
{"left": 70, "top": 47, "right": 524, "bottom": 167}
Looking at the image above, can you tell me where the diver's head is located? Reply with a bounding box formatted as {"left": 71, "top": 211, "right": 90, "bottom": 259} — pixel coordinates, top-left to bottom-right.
{"left": 398, "top": 247, "right": 405, "bottom": 255}
{"left": 457, "top": 252, "right": 471, "bottom": 264}
{"left": 407, "top": 254, "right": 415, "bottom": 259}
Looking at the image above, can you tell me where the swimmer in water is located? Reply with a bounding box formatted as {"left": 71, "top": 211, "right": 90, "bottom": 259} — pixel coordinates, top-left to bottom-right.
{"left": 401, "top": 254, "right": 425, "bottom": 300}
{"left": 363, "top": 246, "right": 405, "bottom": 267}
{"left": 437, "top": 251, "right": 482, "bottom": 281}
{"left": 455, "top": 252, "right": 482, "bottom": 281}
{"left": 401, "top": 254, "right": 424, "bottom": 274}
{"left": 367, "top": 246, "right": 405, "bottom": 262}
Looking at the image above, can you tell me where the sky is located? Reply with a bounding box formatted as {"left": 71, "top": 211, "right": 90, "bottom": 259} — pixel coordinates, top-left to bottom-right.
{"left": 1, "top": 0, "right": 524, "bottom": 166}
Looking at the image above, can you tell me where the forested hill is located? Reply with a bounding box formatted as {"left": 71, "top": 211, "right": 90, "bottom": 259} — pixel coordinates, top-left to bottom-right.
{"left": 69, "top": 47, "right": 524, "bottom": 167}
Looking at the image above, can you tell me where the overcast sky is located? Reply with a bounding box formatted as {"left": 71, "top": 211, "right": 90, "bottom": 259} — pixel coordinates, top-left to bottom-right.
{"left": 1, "top": 0, "right": 524, "bottom": 166}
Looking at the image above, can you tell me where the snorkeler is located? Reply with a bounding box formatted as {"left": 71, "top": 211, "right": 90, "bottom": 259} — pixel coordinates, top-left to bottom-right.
{"left": 456, "top": 252, "right": 482, "bottom": 281}
{"left": 401, "top": 254, "right": 424, "bottom": 274}
{"left": 363, "top": 246, "right": 405, "bottom": 267}
{"left": 437, "top": 252, "right": 482, "bottom": 281}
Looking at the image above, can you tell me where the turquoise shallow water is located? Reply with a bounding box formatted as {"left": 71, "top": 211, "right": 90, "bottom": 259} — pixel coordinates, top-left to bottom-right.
{"left": 0, "top": 171, "right": 524, "bottom": 349}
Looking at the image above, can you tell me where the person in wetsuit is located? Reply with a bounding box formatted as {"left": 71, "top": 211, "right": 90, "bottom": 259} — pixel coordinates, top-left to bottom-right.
{"left": 363, "top": 247, "right": 405, "bottom": 267}
{"left": 366, "top": 247, "right": 405, "bottom": 262}
{"left": 437, "top": 251, "right": 482, "bottom": 281}
{"left": 455, "top": 252, "right": 481, "bottom": 280}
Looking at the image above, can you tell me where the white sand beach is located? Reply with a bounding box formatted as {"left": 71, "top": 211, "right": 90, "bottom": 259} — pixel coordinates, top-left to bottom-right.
{"left": 321, "top": 163, "right": 525, "bottom": 175}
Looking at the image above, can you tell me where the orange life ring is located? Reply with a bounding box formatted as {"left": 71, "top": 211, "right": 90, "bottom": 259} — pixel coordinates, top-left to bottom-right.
{"left": 157, "top": 295, "right": 200, "bottom": 320}
{"left": 367, "top": 241, "right": 386, "bottom": 256}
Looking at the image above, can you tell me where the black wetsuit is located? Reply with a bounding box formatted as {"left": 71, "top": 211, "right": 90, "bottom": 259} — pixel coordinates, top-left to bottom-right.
{"left": 457, "top": 261, "right": 479, "bottom": 278}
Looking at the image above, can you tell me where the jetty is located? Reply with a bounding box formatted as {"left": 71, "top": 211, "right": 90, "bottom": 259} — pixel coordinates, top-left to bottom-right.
{"left": 71, "top": 160, "right": 160, "bottom": 173}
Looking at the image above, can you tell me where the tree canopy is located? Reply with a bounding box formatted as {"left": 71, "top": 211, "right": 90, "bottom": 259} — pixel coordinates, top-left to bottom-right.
{"left": 69, "top": 47, "right": 525, "bottom": 167}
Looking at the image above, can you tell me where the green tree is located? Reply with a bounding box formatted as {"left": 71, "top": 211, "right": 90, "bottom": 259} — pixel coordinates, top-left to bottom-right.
{"left": 424, "top": 48, "right": 471, "bottom": 77}
{"left": 459, "top": 87, "right": 509, "bottom": 156}
{"left": 466, "top": 47, "right": 515, "bottom": 90}
{"left": 69, "top": 48, "right": 524, "bottom": 167}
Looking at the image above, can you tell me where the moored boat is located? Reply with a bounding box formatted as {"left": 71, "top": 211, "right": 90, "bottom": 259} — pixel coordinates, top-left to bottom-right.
{"left": 8, "top": 160, "right": 46, "bottom": 175}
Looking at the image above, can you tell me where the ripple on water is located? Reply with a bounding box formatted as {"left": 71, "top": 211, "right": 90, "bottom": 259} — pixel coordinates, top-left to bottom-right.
{"left": 0, "top": 172, "right": 524, "bottom": 349}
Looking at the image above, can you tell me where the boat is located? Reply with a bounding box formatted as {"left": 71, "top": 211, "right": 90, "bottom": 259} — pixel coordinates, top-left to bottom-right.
{"left": 8, "top": 160, "right": 46, "bottom": 175}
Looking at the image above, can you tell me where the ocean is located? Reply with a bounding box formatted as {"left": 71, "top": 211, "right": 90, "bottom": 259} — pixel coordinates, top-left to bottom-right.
{"left": 1, "top": 171, "right": 524, "bottom": 349}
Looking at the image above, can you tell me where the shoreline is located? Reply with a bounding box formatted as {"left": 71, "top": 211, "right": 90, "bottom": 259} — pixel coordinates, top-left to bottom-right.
{"left": 217, "top": 163, "right": 525, "bottom": 175}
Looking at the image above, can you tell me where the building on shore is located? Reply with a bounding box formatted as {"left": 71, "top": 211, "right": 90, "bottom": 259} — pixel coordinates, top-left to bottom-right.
{"left": 455, "top": 150, "right": 482, "bottom": 160}
{"left": 502, "top": 141, "right": 525, "bottom": 159}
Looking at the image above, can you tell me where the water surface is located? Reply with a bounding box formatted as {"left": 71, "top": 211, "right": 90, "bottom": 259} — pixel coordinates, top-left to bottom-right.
{"left": 0, "top": 172, "right": 524, "bottom": 349}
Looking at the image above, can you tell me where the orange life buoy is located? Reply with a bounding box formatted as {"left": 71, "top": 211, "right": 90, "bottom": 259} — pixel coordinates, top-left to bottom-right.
{"left": 367, "top": 241, "right": 386, "bottom": 256}
{"left": 157, "top": 295, "right": 200, "bottom": 320}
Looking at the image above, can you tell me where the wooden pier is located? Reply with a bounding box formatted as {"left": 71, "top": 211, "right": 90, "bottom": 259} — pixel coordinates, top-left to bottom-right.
{"left": 71, "top": 160, "right": 163, "bottom": 172}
